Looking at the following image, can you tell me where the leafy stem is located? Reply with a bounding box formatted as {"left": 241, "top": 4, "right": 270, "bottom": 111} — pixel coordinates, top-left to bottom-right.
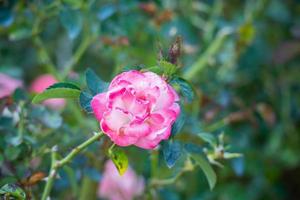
{"left": 41, "top": 132, "right": 104, "bottom": 200}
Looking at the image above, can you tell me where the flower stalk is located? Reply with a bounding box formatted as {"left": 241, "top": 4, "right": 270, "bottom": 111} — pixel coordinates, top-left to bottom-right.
{"left": 41, "top": 132, "right": 104, "bottom": 200}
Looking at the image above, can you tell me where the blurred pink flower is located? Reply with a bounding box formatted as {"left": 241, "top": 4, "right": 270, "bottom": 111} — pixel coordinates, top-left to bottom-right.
{"left": 91, "top": 70, "right": 180, "bottom": 149}
{"left": 0, "top": 73, "right": 23, "bottom": 99}
{"left": 30, "top": 74, "right": 66, "bottom": 110}
{"left": 98, "top": 160, "right": 144, "bottom": 200}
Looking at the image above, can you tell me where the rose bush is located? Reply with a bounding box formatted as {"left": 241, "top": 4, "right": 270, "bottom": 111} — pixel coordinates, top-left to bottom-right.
{"left": 91, "top": 70, "right": 180, "bottom": 149}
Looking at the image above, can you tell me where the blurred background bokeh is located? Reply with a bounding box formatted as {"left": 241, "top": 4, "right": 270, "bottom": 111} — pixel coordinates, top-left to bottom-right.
{"left": 1, "top": 0, "right": 300, "bottom": 199}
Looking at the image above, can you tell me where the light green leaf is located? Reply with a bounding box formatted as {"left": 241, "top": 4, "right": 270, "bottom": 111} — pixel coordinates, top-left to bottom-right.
{"left": 109, "top": 148, "right": 128, "bottom": 176}
{"left": 32, "top": 88, "right": 80, "bottom": 104}
{"left": 190, "top": 153, "right": 217, "bottom": 190}
{"left": 159, "top": 60, "right": 177, "bottom": 77}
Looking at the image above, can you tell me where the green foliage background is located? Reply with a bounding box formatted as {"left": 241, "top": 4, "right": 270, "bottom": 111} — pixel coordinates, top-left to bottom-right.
{"left": 1, "top": 0, "right": 300, "bottom": 199}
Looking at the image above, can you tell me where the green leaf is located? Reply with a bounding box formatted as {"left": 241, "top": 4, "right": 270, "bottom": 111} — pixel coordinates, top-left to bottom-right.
{"left": 0, "top": 184, "right": 26, "bottom": 200}
{"left": 86, "top": 68, "right": 109, "bottom": 95}
{"left": 171, "top": 77, "right": 194, "bottom": 102}
{"left": 143, "top": 66, "right": 163, "bottom": 75}
{"left": 108, "top": 147, "right": 128, "bottom": 176}
{"left": 162, "top": 141, "right": 182, "bottom": 168}
{"left": 32, "top": 87, "right": 80, "bottom": 104}
{"left": 197, "top": 132, "right": 217, "bottom": 146}
{"left": 47, "top": 82, "right": 80, "bottom": 90}
{"left": 79, "top": 91, "right": 93, "bottom": 113}
{"left": 31, "top": 82, "right": 80, "bottom": 104}
{"left": 190, "top": 153, "right": 217, "bottom": 190}
{"left": 32, "top": 82, "right": 81, "bottom": 104}
{"left": 159, "top": 60, "right": 177, "bottom": 77}
{"left": 171, "top": 107, "right": 186, "bottom": 136}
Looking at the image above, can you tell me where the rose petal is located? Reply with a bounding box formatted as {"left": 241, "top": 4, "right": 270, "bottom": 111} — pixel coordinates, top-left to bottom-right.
{"left": 91, "top": 93, "right": 108, "bottom": 121}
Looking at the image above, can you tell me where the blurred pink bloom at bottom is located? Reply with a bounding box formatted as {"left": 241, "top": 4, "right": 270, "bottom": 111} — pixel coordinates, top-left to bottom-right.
{"left": 0, "top": 73, "right": 23, "bottom": 99}
{"left": 98, "top": 160, "right": 145, "bottom": 200}
{"left": 30, "top": 74, "right": 66, "bottom": 110}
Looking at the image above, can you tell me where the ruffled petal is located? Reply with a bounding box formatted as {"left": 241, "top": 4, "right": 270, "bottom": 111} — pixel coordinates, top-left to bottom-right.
{"left": 109, "top": 70, "right": 145, "bottom": 90}
{"left": 102, "top": 109, "right": 130, "bottom": 131}
{"left": 101, "top": 118, "right": 137, "bottom": 147}
{"left": 124, "top": 120, "right": 150, "bottom": 138}
{"left": 134, "top": 126, "right": 171, "bottom": 149}
{"left": 153, "top": 87, "right": 175, "bottom": 111}
{"left": 91, "top": 93, "right": 108, "bottom": 121}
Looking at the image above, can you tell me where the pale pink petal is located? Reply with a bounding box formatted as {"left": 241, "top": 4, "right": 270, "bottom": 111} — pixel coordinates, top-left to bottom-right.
{"left": 153, "top": 87, "right": 175, "bottom": 111}
{"left": 135, "top": 126, "right": 171, "bottom": 149}
{"left": 102, "top": 109, "right": 130, "bottom": 131}
{"left": 169, "top": 103, "right": 180, "bottom": 117}
{"left": 91, "top": 93, "right": 108, "bottom": 121}
{"left": 109, "top": 70, "right": 145, "bottom": 90}
{"left": 124, "top": 120, "right": 150, "bottom": 138}
{"left": 168, "top": 85, "right": 180, "bottom": 102}
{"left": 108, "top": 88, "right": 126, "bottom": 110}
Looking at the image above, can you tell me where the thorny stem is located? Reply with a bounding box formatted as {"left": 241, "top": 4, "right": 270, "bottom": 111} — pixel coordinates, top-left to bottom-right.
{"left": 41, "top": 132, "right": 104, "bottom": 200}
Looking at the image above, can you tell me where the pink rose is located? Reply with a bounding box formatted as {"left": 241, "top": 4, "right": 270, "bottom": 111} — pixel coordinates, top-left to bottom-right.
{"left": 98, "top": 160, "right": 144, "bottom": 200}
{"left": 91, "top": 70, "right": 180, "bottom": 149}
{"left": 30, "top": 74, "right": 66, "bottom": 110}
{"left": 0, "top": 73, "right": 23, "bottom": 99}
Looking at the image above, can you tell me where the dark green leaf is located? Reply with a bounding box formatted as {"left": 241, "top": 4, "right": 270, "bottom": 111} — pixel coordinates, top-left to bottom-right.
{"left": 47, "top": 82, "right": 80, "bottom": 90}
{"left": 162, "top": 141, "right": 182, "bottom": 168}
{"left": 190, "top": 153, "right": 217, "bottom": 190}
{"left": 86, "top": 68, "right": 109, "bottom": 95}
{"left": 171, "top": 77, "right": 194, "bottom": 102}
{"left": 171, "top": 107, "right": 186, "bottom": 136}
{"left": 0, "top": 184, "right": 26, "bottom": 200}
{"left": 79, "top": 91, "right": 93, "bottom": 113}
{"left": 108, "top": 147, "right": 128, "bottom": 175}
